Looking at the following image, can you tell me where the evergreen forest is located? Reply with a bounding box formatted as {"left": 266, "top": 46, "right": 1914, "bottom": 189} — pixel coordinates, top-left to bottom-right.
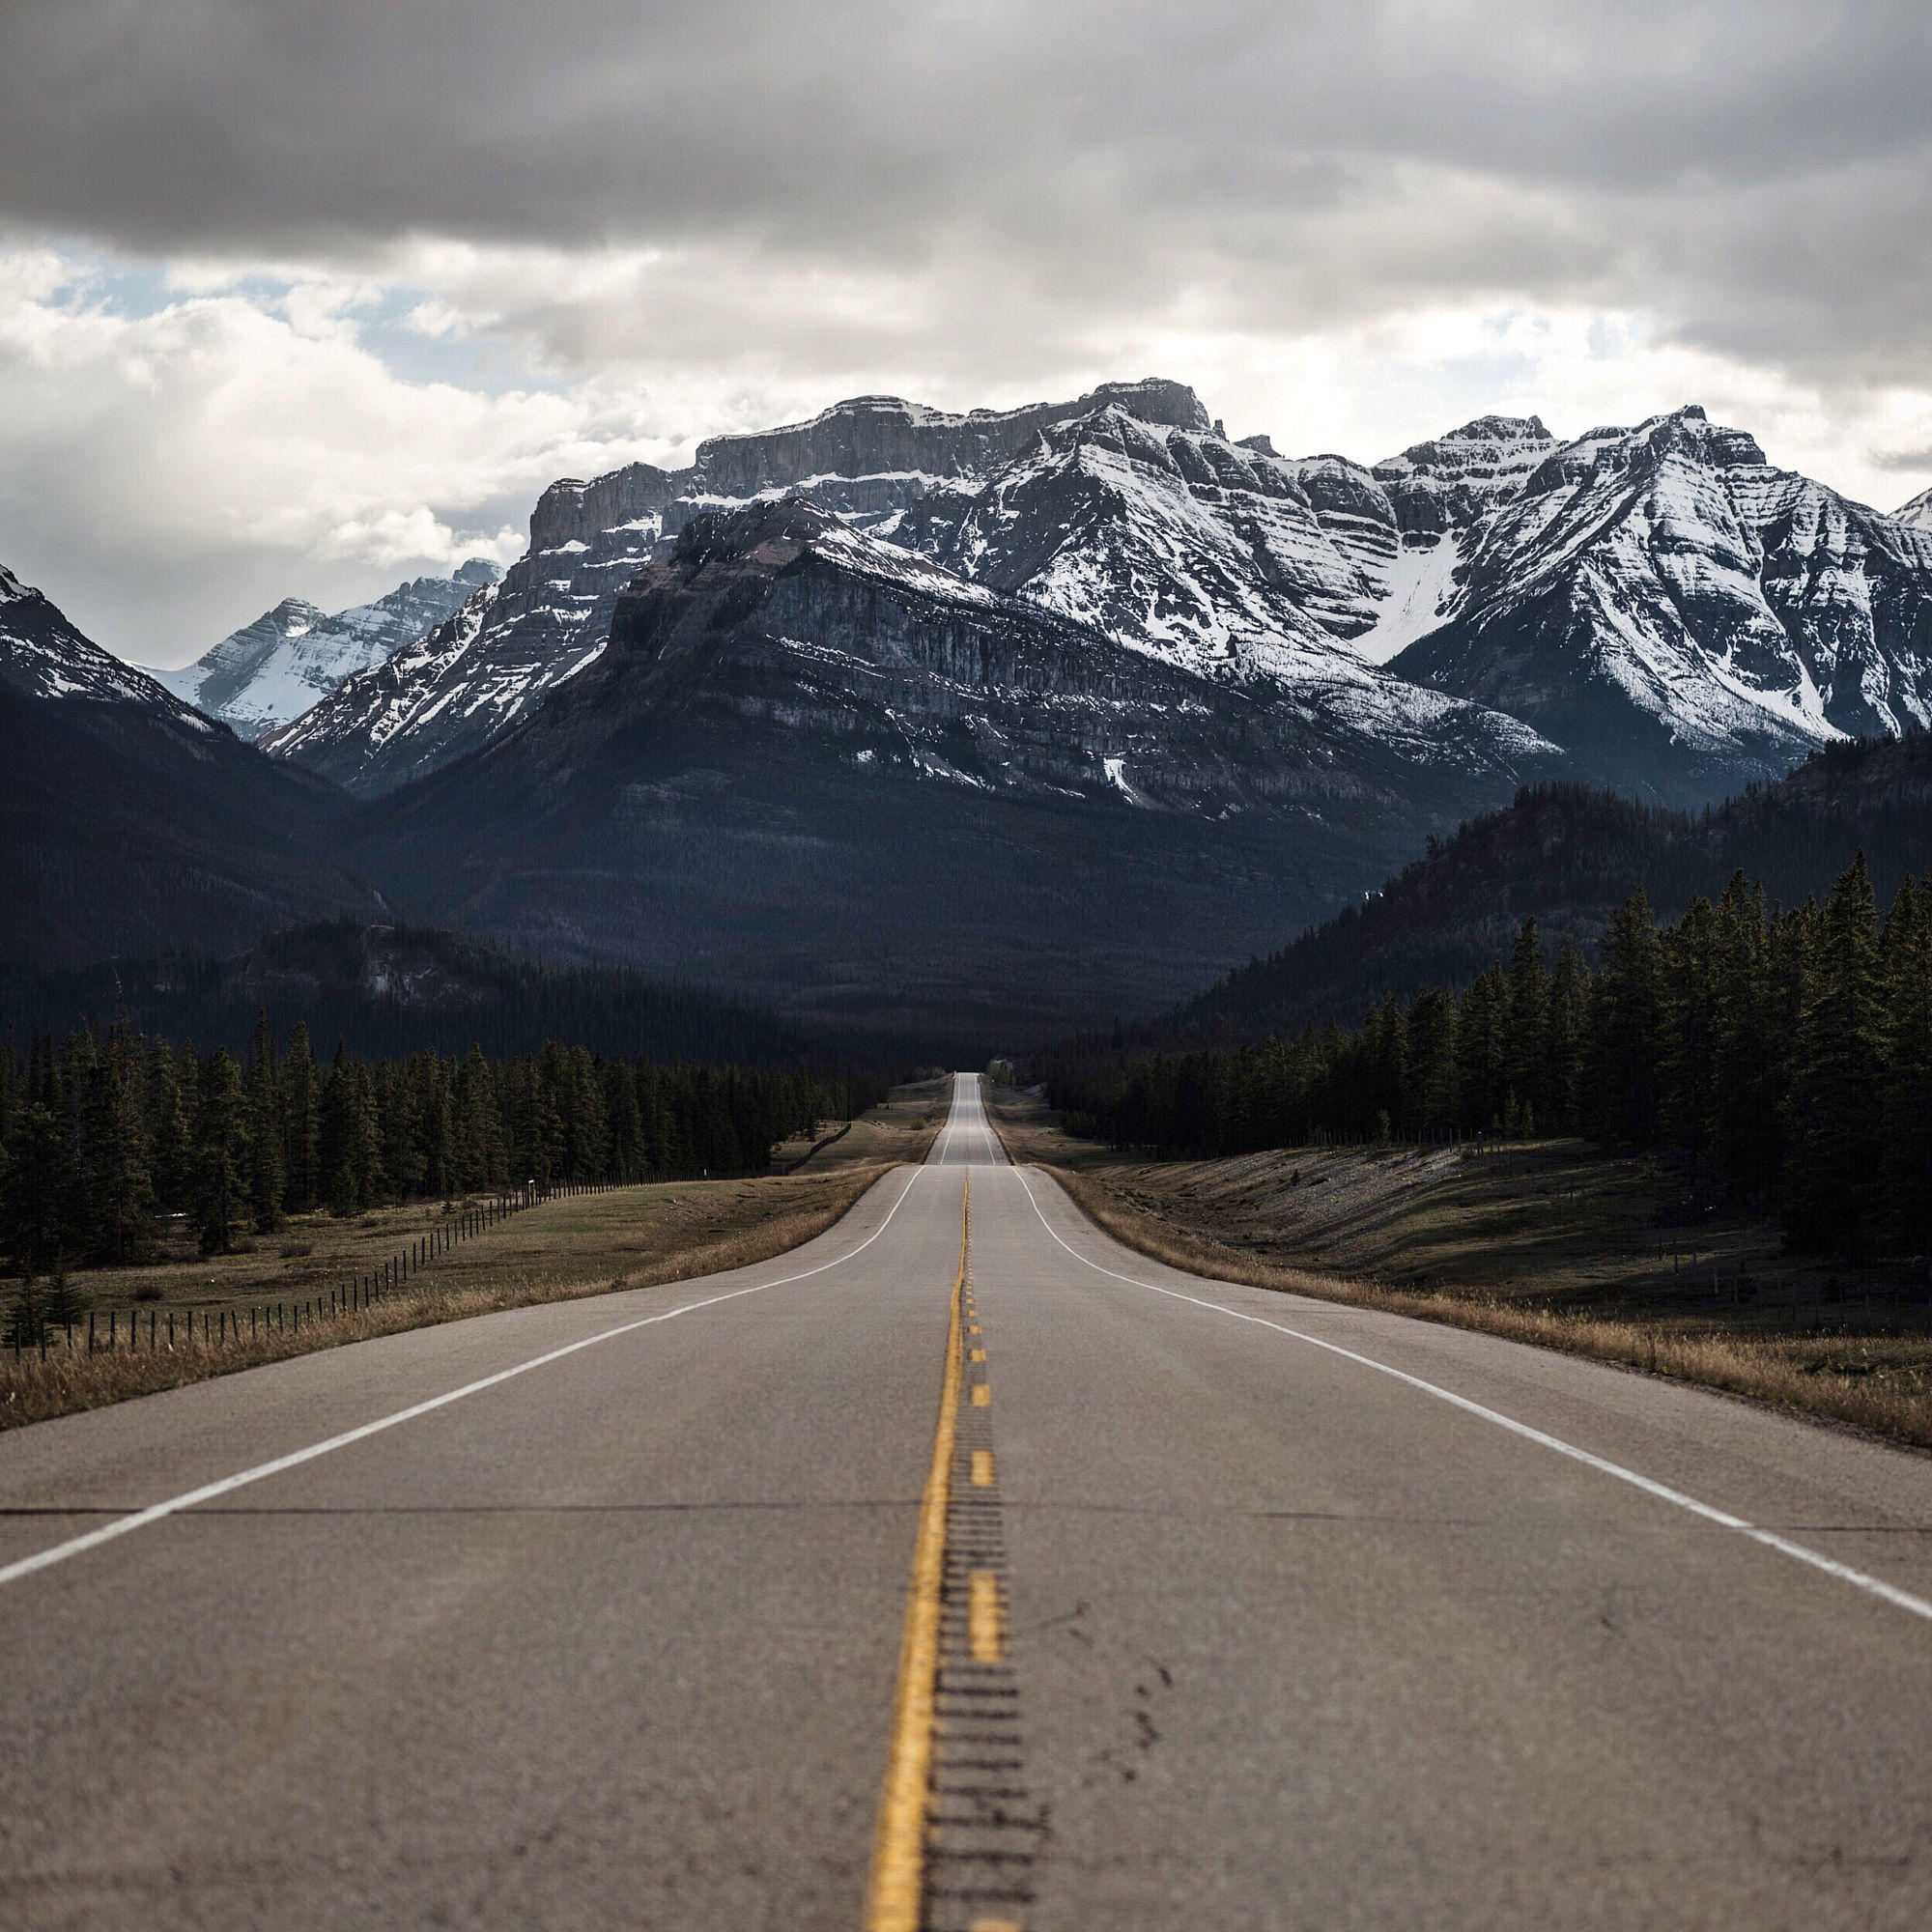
{"left": 1042, "top": 854, "right": 1932, "bottom": 1259}
{"left": 0, "top": 1017, "right": 889, "bottom": 1278}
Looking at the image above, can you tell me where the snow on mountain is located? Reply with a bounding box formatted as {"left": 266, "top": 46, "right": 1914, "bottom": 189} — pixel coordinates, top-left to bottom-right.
{"left": 267, "top": 381, "right": 1216, "bottom": 795}
{"left": 1394, "top": 406, "right": 1932, "bottom": 798}
{"left": 257, "top": 380, "right": 1932, "bottom": 810}
{"left": 1895, "top": 484, "right": 1932, "bottom": 531}
{"left": 153, "top": 560, "right": 500, "bottom": 740}
{"left": 2, "top": 561, "right": 213, "bottom": 723}
{"left": 895, "top": 406, "right": 1554, "bottom": 774}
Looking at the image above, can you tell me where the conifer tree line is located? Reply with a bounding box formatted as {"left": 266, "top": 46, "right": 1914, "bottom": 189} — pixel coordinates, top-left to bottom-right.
{"left": 0, "top": 1017, "right": 889, "bottom": 1275}
{"left": 1043, "top": 854, "right": 1932, "bottom": 1258}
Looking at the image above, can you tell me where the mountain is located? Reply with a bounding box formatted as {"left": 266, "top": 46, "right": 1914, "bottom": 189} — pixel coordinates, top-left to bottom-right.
{"left": 266, "top": 380, "right": 1214, "bottom": 795}
{"left": 1393, "top": 407, "right": 1932, "bottom": 801}
{"left": 348, "top": 499, "right": 1559, "bottom": 1041}
{"left": 1170, "top": 728, "right": 1932, "bottom": 1037}
{"left": 895, "top": 403, "right": 1555, "bottom": 769}
{"left": 250, "top": 386, "right": 1932, "bottom": 814}
{"left": 1897, "top": 484, "right": 1932, "bottom": 531}
{"left": 152, "top": 560, "right": 500, "bottom": 739}
{"left": 1, "top": 562, "right": 385, "bottom": 967}
{"left": 0, "top": 918, "right": 831, "bottom": 1065}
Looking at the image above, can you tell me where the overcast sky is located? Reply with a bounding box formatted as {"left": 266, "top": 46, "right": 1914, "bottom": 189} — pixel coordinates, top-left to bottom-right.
{"left": 3, "top": 0, "right": 1931, "bottom": 664}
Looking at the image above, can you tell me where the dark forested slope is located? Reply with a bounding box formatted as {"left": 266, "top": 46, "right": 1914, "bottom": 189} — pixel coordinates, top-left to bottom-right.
{"left": 1176, "top": 732, "right": 1932, "bottom": 1037}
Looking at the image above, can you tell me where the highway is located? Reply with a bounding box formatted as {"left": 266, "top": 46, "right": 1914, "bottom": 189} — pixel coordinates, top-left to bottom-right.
{"left": 0, "top": 1073, "right": 1928, "bottom": 1928}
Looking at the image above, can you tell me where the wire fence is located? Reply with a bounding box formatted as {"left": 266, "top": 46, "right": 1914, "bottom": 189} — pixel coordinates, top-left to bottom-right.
{"left": 7, "top": 1176, "right": 629, "bottom": 1362}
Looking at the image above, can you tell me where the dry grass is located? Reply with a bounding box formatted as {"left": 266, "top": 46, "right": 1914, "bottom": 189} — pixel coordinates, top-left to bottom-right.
{"left": 772, "top": 1074, "right": 952, "bottom": 1173}
{"left": 986, "top": 1089, "right": 1932, "bottom": 1452}
{"left": 0, "top": 1163, "right": 897, "bottom": 1432}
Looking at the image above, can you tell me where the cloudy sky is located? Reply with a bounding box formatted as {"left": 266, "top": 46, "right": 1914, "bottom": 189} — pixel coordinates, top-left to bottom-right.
{"left": 3, "top": 0, "right": 1930, "bottom": 664}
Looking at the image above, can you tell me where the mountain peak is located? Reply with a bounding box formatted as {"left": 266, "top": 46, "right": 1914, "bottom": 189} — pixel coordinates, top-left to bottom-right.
{"left": 259, "top": 596, "right": 327, "bottom": 633}
{"left": 162, "top": 569, "right": 500, "bottom": 740}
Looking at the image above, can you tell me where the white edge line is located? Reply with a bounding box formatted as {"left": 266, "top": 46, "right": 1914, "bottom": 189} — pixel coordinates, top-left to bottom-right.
{"left": 1009, "top": 1164, "right": 1932, "bottom": 1626}
{"left": 0, "top": 1164, "right": 930, "bottom": 1591}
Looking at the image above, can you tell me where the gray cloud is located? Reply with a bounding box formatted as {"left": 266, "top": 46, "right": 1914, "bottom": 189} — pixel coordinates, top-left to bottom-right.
{"left": 4, "top": 0, "right": 1931, "bottom": 375}
{"left": 4, "top": 0, "right": 1932, "bottom": 659}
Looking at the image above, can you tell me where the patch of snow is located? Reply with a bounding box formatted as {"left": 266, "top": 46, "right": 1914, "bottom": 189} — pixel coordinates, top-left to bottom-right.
{"left": 1349, "top": 536, "right": 1463, "bottom": 663}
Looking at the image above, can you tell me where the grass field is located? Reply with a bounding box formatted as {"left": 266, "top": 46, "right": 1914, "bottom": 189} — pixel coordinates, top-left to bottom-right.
{"left": 986, "top": 1084, "right": 1932, "bottom": 1452}
{"left": 0, "top": 1078, "right": 947, "bottom": 1430}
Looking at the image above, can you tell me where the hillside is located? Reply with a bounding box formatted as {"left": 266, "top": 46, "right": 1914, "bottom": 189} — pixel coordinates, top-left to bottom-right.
{"left": 0, "top": 918, "right": 830, "bottom": 1065}
{"left": 1174, "top": 730, "right": 1932, "bottom": 1036}
{"left": 0, "top": 564, "right": 385, "bottom": 967}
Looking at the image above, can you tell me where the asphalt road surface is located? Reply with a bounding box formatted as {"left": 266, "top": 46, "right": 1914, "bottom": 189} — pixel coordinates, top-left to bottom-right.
{"left": 0, "top": 1075, "right": 1928, "bottom": 1929}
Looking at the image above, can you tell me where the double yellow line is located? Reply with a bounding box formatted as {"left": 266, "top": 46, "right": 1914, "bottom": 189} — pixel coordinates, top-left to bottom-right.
{"left": 863, "top": 1172, "right": 970, "bottom": 1932}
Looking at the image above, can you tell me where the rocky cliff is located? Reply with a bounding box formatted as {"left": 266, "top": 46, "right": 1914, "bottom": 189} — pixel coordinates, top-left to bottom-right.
{"left": 348, "top": 500, "right": 1558, "bottom": 1037}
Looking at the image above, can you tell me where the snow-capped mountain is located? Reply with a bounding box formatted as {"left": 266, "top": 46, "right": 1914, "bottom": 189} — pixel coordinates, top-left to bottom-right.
{"left": 351, "top": 498, "right": 1561, "bottom": 1033}
{"left": 153, "top": 559, "right": 499, "bottom": 740}
{"left": 1896, "top": 484, "right": 1932, "bottom": 531}
{"left": 894, "top": 404, "right": 1551, "bottom": 775}
{"left": 266, "top": 381, "right": 1216, "bottom": 794}
{"left": 1, "top": 562, "right": 384, "bottom": 965}
{"left": 1394, "top": 407, "right": 1932, "bottom": 797}
{"left": 264, "top": 380, "right": 1932, "bottom": 811}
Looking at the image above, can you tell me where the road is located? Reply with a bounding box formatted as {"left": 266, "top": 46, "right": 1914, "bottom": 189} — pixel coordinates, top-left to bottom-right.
{"left": 0, "top": 1074, "right": 1928, "bottom": 1928}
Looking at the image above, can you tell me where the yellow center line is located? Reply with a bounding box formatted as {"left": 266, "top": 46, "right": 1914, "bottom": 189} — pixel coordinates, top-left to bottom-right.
{"left": 967, "top": 1570, "right": 1007, "bottom": 1662}
{"left": 970, "top": 1449, "right": 995, "bottom": 1488}
{"left": 863, "top": 1171, "right": 969, "bottom": 1932}
{"left": 971, "top": 1384, "right": 990, "bottom": 1407}
{"left": 970, "top": 1348, "right": 986, "bottom": 1363}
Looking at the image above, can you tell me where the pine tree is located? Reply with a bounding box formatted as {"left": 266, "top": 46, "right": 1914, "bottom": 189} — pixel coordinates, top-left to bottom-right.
{"left": 1405, "top": 987, "right": 1459, "bottom": 1133}
{"left": 246, "top": 1055, "right": 285, "bottom": 1235}
{"left": 1455, "top": 967, "right": 1507, "bottom": 1131}
{"left": 1502, "top": 919, "right": 1550, "bottom": 1128}
{"left": 1781, "top": 853, "right": 1885, "bottom": 1254}
{"left": 1880, "top": 876, "right": 1932, "bottom": 1254}
{"left": 1661, "top": 895, "right": 1720, "bottom": 1174}
{"left": 319, "top": 1041, "right": 372, "bottom": 1216}
{"left": 1587, "top": 892, "right": 1664, "bottom": 1147}
{"left": 1, "top": 1103, "right": 71, "bottom": 1275}
{"left": 145, "top": 1043, "right": 195, "bottom": 1215}
{"left": 1544, "top": 939, "right": 1588, "bottom": 1133}
{"left": 193, "top": 1048, "right": 248, "bottom": 1256}
{"left": 281, "top": 1024, "right": 321, "bottom": 1212}
{"left": 1362, "top": 994, "right": 1408, "bottom": 1134}
{"left": 1710, "top": 873, "right": 1779, "bottom": 1201}
{"left": 81, "top": 1033, "right": 153, "bottom": 1264}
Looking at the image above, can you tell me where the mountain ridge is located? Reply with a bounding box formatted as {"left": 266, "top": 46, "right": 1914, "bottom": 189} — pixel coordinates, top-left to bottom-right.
{"left": 263, "top": 384, "right": 1932, "bottom": 811}
{"left": 1, "top": 562, "right": 387, "bottom": 966}
{"left": 1168, "top": 728, "right": 1932, "bottom": 1039}
{"left": 151, "top": 559, "right": 501, "bottom": 740}
{"left": 342, "top": 497, "right": 1561, "bottom": 1039}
